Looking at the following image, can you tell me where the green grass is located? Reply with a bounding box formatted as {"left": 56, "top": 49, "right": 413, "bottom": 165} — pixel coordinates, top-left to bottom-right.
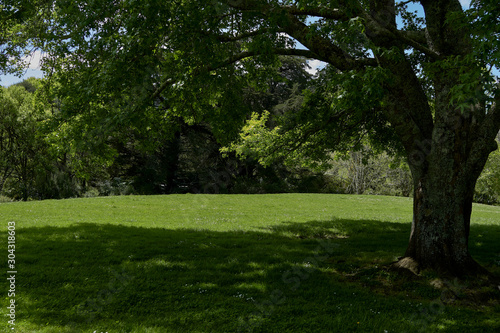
{"left": 0, "top": 194, "right": 499, "bottom": 332}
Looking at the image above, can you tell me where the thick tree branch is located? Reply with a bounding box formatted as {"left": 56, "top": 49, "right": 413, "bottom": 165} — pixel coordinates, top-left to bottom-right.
{"left": 357, "top": 5, "right": 442, "bottom": 59}
{"left": 466, "top": 103, "right": 500, "bottom": 180}
{"left": 224, "top": 0, "right": 433, "bottom": 69}
{"left": 401, "top": 30, "right": 427, "bottom": 45}
{"left": 388, "top": 25, "right": 441, "bottom": 59}
{"left": 457, "top": 86, "right": 500, "bottom": 187}
{"left": 419, "top": 0, "right": 470, "bottom": 56}
{"left": 225, "top": 0, "right": 373, "bottom": 71}
{"left": 484, "top": 88, "right": 500, "bottom": 139}
{"left": 282, "top": 13, "right": 374, "bottom": 69}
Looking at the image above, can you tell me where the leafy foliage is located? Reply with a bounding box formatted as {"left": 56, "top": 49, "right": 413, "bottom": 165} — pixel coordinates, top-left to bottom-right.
{"left": 329, "top": 145, "right": 413, "bottom": 197}
{"left": 2, "top": 0, "right": 500, "bottom": 204}
{"left": 225, "top": 65, "right": 401, "bottom": 170}
{"left": 0, "top": 79, "right": 63, "bottom": 200}
{"left": 475, "top": 144, "right": 500, "bottom": 205}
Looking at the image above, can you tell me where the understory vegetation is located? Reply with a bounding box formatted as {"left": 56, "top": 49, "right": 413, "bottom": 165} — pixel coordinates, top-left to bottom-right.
{"left": 0, "top": 194, "right": 499, "bottom": 332}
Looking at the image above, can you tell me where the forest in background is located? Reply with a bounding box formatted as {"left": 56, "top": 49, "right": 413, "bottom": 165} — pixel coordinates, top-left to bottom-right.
{"left": 2, "top": 61, "right": 499, "bottom": 204}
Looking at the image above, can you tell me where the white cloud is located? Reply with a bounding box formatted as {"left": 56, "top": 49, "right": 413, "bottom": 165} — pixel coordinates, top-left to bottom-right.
{"left": 22, "top": 50, "right": 45, "bottom": 70}
{"left": 1, "top": 51, "right": 46, "bottom": 86}
{"left": 306, "top": 59, "right": 326, "bottom": 75}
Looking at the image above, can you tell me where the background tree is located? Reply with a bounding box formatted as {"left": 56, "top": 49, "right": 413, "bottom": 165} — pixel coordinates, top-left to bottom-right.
{"left": 1, "top": 0, "right": 43, "bottom": 78}
{"left": 9, "top": 0, "right": 500, "bottom": 277}
{"left": 0, "top": 79, "right": 52, "bottom": 200}
{"left": 474, "top": 135, "right": 500, "bottom": 205}
{"left": 0, "top": 87, "right": 19, "bottom": 194}
{"left": 326, "top": 145, "right": 413, "bottom": 196}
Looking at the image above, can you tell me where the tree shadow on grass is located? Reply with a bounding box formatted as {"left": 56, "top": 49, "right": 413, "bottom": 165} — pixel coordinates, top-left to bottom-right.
{"left": 266, "top": 219, "right": 500, "bottom": 269}
{"left": 2, "top": 219, "right": 499, "bottom": 332}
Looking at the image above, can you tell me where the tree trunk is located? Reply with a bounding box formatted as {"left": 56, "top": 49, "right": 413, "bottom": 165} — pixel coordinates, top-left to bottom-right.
{"left": 397, "top": 108, "right": 497, "bottom": 277}
{"left": 403, "top": 171, "right": 480, "bottom": 276}
{"left": 162, "top": 129, "right": 181, "bottom": 193}
{"left": 0, "top": 168, "right": 12, "bottom": 195}
{"left": 375, "top": 13, "right": 500, "bottom": 276}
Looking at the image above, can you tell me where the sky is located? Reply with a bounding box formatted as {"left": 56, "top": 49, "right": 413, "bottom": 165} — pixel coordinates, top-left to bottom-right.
{"left": 0, "top": 0, "right": 476, "bottom": 85}
{"left": 1, "top": 51, "right": 45, "bottom": 87}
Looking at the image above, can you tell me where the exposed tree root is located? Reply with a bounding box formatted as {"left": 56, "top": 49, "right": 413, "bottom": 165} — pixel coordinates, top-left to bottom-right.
{"left": 390, "top": 256, "right": 495, "bottom": 279}
{"left": 386, "top": 256, "right": 500, "bottom": 306}
{"left": 390, "top": 257, "right": 420, "bottom": 276}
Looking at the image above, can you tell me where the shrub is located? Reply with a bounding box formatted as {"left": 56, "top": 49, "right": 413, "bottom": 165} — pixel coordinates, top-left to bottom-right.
{"left": 474, "top": 147, "right": 500, "bottom": 205}
{"left": 327, "top": 147, "right": 413, "bottom": 197}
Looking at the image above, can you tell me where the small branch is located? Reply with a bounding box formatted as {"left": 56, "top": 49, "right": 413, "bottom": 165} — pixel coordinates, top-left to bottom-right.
{"left": 284, "top": 6, "right": 350, "bottom": 21}
{"left": 204, "top": 28, "right": 284, "bottom": 42}
{"left": 215, "top": 30, "right": 269, "bottom": 42}
{"left": 272, "top": 48, "right": 321, "bottom": 59}
{"left": 150, "top": 78, "right": 175, "bottom": 102}
{"left": 396, "top": 0, "right": 418, "bottom": 7}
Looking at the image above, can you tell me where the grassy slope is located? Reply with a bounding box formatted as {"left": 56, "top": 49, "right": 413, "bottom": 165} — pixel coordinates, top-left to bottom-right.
{"left": 0, "top": 194, "right": 499, "bottom": 332}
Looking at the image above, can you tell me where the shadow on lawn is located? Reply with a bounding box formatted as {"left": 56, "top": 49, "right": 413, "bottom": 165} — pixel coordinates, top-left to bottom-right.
{"left": 3, "top": 219, "right": 500, "bottom": 332}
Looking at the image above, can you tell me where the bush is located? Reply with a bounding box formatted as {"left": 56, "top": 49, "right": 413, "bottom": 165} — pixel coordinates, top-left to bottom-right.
{"left": 82, "top": 187, "right": 100, "bottom": 198}
{"left": 474, "top": 147, "right": 500, "bottom": 205}
{"left": 0, "top": 195, "right": 13, "bottom": 203}
{"left": 327, "top": 147, "right": 413, "bottom": 197}
{"left": 32, "top": 167, "right": 82, "bottom": 199}
{"left": 92, "top": 178, "right": 135, "bottom": 196}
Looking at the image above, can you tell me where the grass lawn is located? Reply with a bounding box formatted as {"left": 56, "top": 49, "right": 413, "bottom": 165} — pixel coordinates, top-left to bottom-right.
{"left": 1, "top": 193, "right": 499, "bottom": 332}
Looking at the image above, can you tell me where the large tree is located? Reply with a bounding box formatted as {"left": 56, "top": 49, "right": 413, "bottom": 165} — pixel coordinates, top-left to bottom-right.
{"left": 7, "top": 0, "right": 500, "bottom": 277}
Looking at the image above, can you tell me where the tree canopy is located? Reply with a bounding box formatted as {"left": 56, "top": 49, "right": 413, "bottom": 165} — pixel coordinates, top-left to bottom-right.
{"left": 3, "top": 0, "right": 500, "bottom": 277}
{"left": 5, "top": 0, "right": 497, "bottom": 159}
